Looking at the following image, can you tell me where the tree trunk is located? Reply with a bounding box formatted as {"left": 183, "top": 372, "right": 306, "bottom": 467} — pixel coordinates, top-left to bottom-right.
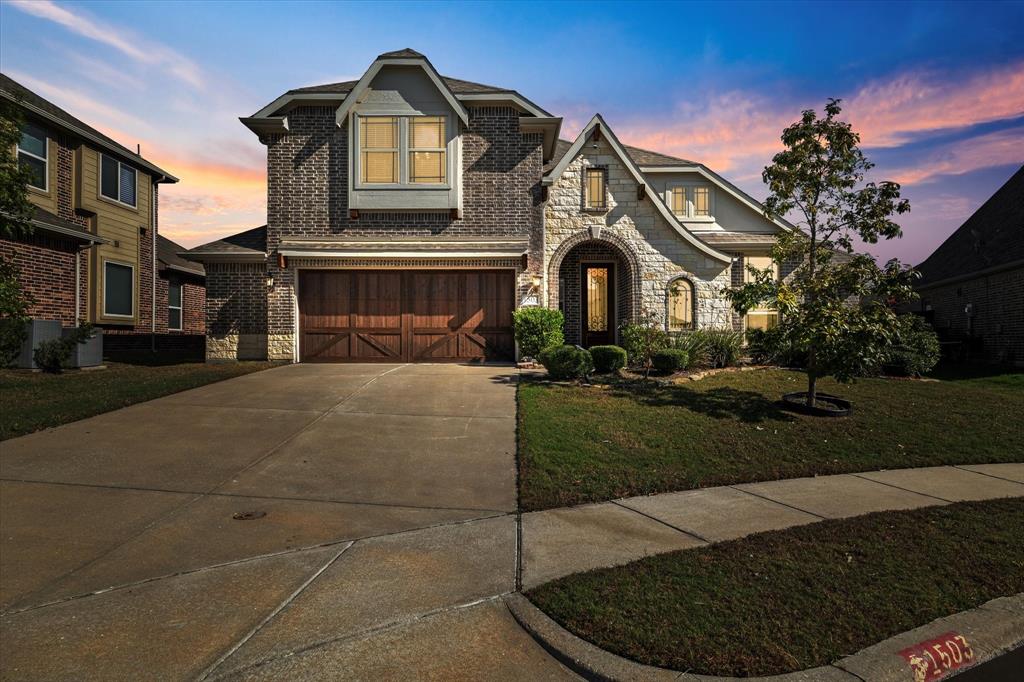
{"left": 806, "top": 368, "right": 817, "bottom": 407}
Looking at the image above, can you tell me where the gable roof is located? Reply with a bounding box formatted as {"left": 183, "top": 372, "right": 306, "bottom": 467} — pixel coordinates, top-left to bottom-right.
{"left": 185, "top": 225, "right": 268, "bottom": 262}
{"left": 545, "top": 138, "right": 695, "bottom": 174}
{"left": 333, "top": 50, "right": 469, "bottom": 126}
{"left": 543, "top": 115, "right": 731, "bottom": 263}
{"left": 157, "top": 234, "right": 205, "bottom": 277}
{"left": 287, "top": 75, "right": 515, "bottom": 97}
{"left": 915, "top": 165, "right": 1024, "bottom": 288}
{"left": 0, "top": 73, "right": 177, "bottom": 183}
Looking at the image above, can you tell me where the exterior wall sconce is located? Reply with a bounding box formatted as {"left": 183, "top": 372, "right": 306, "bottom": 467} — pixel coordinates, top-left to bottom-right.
{"left": 266, "top": 275, "right": 274, "bottom": 288}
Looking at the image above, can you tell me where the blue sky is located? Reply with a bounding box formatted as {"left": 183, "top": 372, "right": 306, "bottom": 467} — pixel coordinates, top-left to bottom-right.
{"left": 2, "top": 0, "right": 1022, "bottom": 263}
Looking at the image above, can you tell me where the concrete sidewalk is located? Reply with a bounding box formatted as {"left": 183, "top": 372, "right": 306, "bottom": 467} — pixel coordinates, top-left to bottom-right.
{"left": 520, "top": 463, "right": 1024, "bottom": 588}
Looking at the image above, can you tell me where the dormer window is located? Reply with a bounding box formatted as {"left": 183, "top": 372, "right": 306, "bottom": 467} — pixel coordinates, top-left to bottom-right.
{"left": 360, "top": 117, "right": 399, "bottom": 184}
{"left": 669, "top": 184, "right": 714, "bottom": 220}
{"left": 356, "top": 114, "right": 448, "bottom": 186}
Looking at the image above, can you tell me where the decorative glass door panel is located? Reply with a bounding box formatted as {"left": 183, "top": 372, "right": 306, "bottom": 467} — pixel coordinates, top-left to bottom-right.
{"left": 581, "top": 264, "right": 614, "bottom": 347}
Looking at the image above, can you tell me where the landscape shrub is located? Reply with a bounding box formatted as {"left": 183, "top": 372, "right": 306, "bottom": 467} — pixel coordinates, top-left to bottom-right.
{"left": 590, "top": 345, "right": 627, "bottom": 373}
{"left": 0, "top": 257, "right": 32, "bottom": 367}
{"left": 513, "top": 307, "right": 564, "bottom": 359}
{"left": 882, "top": 316, "right": 940, "bottom": 377}
{"left": 30, "top": 323, "right": 93, "bottom": 374}
{"left": 619, "top": 314, "right": 668, "bottom": 371}
{"left": 670, "top": 332, "right": 707, "bottom": 367}
{"left": 746, "top": 326, "right": 809, "bottom": 367}
{"left": 652, "top": 348, "right": 689, "bottom": 374}
{"left": 694, "top": 329, "right": 744, "bottom": 368}
{"left": 538, "top": 345, "right": 594, "bottom": 381}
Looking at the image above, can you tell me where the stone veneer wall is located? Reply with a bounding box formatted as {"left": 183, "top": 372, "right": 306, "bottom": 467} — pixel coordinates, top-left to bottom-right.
{"left": 544, "top": 137, "right": 733, "bottom": 332}
{"left": 248, "top": 104, "right": 545, "bottom": 361}
{"left": 205, "top": 262, "right": 270, "bottom": 360}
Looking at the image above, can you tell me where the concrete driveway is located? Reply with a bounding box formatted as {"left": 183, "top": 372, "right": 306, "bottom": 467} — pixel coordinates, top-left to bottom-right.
{"left": 0, "top": 363, "right": 576, "bottom": 680}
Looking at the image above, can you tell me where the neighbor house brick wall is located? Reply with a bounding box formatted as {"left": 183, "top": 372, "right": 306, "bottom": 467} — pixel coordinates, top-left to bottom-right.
{"left": 153, "top": 274, "right": 206, "bottom": 335}
{"left": 916, "top": 267, "right": 1024, "bottom": 366}
{"left": 0, "top": 234, "right": 79, "bottom": 325}
{"left": 544, "top": 137, "right": 733, "bottom": 335}
{"left": 251, "top": 104, "right": 544, "bottom": 360}
{"left": 204, "top": 262, "right": 269, "bottom": 360}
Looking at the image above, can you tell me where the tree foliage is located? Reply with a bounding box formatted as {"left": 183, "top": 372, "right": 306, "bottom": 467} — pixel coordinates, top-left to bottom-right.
{"left": 728, "top": 99, "right": 916, "bottom": 406}
{"left": 1, "top": 99, "right": 35, "bottom": 240}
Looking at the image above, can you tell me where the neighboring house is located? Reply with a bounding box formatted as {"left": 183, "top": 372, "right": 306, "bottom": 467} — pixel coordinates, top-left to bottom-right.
{"left": 187, "top": 49, "right": 792, "bottom": 363}
{"left": 0, "top": 74, "right": 206, "bottom": 355}
{"left": 910, "top": 165, "right": 1023, "bottom": 366}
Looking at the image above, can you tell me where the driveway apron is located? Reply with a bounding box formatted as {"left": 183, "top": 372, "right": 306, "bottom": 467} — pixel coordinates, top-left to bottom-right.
{"left": 0, "top": 363, "right": 577, "bottom": 680}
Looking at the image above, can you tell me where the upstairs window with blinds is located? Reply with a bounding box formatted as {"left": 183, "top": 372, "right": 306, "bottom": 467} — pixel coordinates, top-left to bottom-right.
{"left": 585, "top": 168, "right": 607, "bottom": 210}
{"left": 409, "top": 116, "right": 446, "bottom": 184}
{"left": 100, "top": 154, "right": 137, "bottom": 207}
{"left": 358, "top": 115, "right": 447, "bottom": 185}
{"left": 668, "top": 185, "right": 713, "bottom": 219}
{"left": 360, "top": 117, "right": 399, "bottom": 184}
{"left": 18, "top": 122, "right": 48, "bottom": 191}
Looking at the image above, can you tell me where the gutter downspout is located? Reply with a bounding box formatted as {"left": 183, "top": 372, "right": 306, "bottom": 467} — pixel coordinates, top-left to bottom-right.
{"left": 151, "top": 181, "right": 157, "bottom": 353}
{"left": 75, "top": 248, "right": 80, "bottom": 325}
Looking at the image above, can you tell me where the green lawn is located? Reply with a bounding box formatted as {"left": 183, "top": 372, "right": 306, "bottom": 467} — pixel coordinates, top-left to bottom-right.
{"left": 0, "top": 359, "right": 279, "bottom": 440}
{"left": 518, "top": 368, "right": 1024, "bottom": 511}
{"left": 528, "top": 498, "right": 1024, "bottom": 677}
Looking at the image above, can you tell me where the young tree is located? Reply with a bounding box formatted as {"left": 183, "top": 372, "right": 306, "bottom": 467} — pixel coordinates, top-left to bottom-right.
{"left": 728, "top": 99, "right": 916, "bottom": 407}
{"left": 0, "top": 99, "right": 39, "bottom": 365}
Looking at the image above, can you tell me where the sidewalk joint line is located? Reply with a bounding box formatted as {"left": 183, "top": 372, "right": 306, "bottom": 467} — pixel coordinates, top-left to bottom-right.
{"left": 198, "top": 543, "right": 354, "bottom": 681}
{"left": 610, "top": 500, "right": 710, "bottom": 544}
{"left": 952, "top": 464, "right": 1024, "bottom": 487}
{"left": 849, "top": 473, "right": 954, "bottom": 504}
{"left": 727, "top": 485, "right": 828, "bottom": 520}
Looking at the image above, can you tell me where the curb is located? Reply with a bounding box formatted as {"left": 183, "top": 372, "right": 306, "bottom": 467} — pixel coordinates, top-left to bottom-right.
{"left": 504, "top": 592, "right": 1024, "bottom": 682}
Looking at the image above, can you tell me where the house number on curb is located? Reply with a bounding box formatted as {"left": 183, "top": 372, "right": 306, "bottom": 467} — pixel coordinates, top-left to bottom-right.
{"left": 899, "top": 631, "right": 974, "bottom": 681}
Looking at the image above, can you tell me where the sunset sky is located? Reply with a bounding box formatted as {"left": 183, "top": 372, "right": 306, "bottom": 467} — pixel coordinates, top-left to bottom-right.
{"left": 2, "top": 0, "right": 1022, "bottom": 265}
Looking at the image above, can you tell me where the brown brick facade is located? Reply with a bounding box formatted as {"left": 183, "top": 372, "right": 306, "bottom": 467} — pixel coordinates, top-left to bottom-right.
{"left": 0, "top": 234, "right": 80, "bottom": 325}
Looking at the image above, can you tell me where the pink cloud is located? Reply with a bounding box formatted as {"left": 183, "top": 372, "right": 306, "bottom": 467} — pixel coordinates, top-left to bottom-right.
{"left": 887, "top": 129, "right": 1024, "bottom": 185}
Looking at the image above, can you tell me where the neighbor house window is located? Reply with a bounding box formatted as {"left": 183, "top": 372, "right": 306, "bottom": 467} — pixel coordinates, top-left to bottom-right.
{"left": 744, "top": 255, "right": 779, "bottom": 331}
{"left": 100, "top": 154, "right": 137, "bottom": 207}
{"left": 18, "top": 122, "right": 48, "bottom": 191}
{"left": 668, "top": 278, "right": 694, "bottom": 331}
{"left": 103, "top": 261, "right": 134, "bottom": 318}
{"left": 168, "top": 282, "right": 182, "bottom": 330}
{"left": 360, "top": 116, "right": 399, "bottom": 184}
{"left": 585, "top": 168, "right": 606, "bottom": 210}
{"left": 409, "top": 116, "right": 446, "bottom": 184}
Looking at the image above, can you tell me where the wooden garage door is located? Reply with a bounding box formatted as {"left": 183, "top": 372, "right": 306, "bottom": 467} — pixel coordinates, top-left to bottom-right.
{"left": 299, "top": 270, "right": 515, "bottom": 362}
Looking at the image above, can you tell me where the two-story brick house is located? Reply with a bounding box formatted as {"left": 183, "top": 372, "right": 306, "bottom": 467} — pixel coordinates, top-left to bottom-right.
{"left": 1, "top": 74, "right": 206, "bottom": 353}
{"left": 188, "top": 49, "right": 791, "bottom": 362}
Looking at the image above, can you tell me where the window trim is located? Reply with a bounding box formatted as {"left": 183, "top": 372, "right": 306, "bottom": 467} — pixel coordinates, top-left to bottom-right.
{"left": 584, "top": 166, "right": 608, "bottom": 211}
{"left": 102, "top": 259, "right": 135, "bottom": 319}
{"left": 99, "top": 153, "right": 139, "bottom": 209}
{"left": 353, "top": 113, "right": 451, "bottom": 189}
{"left": 666, "top": 183, "right": 715, "bottom": 221}
{"left": 666, "top": 276, "right": 696, "bottom": 332}
{"left": 168, "top": 281, "right": 183, "bottom": 331}
{"left": 18, "top": 123, "right": 49, "bottom": 193}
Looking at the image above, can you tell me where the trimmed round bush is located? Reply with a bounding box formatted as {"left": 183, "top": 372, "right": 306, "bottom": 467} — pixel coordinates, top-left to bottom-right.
{"left": 538, "top": 345, "right": 594, "bottom": 381}
{"left": 513, "top": 307, "right": 565, "bottom": 359}
{"left": 590, "top": 345, "right": 627, "bottom": 373}
{"left": 651, "top": 348, "right": 689, "bottom": 374}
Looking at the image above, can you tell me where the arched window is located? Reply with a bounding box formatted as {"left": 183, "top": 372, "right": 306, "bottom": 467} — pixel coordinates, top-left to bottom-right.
{"left": 667, "top": 278, "right": 695, "bottom": 331}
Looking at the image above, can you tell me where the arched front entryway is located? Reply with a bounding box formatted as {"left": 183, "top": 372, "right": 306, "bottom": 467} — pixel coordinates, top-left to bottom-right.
{"left": 548, "top": 234, "right": 640, "bottom": 347}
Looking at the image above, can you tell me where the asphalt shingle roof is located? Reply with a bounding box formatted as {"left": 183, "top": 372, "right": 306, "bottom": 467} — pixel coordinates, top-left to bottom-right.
{"left": 544, "top": 138, "right": 695, "bottom": 174}
{"left": 915, "top": 165, "right": 1024, "bottom": 286}
{"left": 0, "top": 73, "right": 176, "bottom": 181}
{"left": 287, "top": 75, "right": 512, "bottom": 97}
{"left": 188, "top": 225, "right": 267, "bottom": 257}
{"left": 158, "top": 234, "right": 205, "bottom": 277}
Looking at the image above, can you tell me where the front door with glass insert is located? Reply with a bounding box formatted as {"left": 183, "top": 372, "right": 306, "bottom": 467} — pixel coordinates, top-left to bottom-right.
{"left": 581, "top": 263, "right": 614, "bottom": 347}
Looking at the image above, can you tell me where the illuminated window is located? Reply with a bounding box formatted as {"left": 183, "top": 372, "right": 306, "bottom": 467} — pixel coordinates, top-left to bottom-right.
{"left": 668, "top": 278, "right": 694, "bottom": 331}
{"left": 360, "top": 116, "right": 399, "bottom": 184}
{"left": 743, "top": 255, "right": 780, "bottom": 330}
{"left": 670, "top": 186, "right": 686, "bottom": 216}
{"left": 585, "top": 168, "right": 606, "bottom": 210}
{"left": 409, "top": 116, "right": 446, "bottom": 184}
{"left": 693, "top": 186, "right": 710, "bottom": 216}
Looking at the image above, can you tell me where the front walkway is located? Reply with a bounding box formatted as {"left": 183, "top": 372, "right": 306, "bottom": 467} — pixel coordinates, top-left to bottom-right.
{"left": 521, "top": 463, "right": 1024, "bottom": 588}
{"left": 0, "top": 363, "right": 576, "bottom": 680}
